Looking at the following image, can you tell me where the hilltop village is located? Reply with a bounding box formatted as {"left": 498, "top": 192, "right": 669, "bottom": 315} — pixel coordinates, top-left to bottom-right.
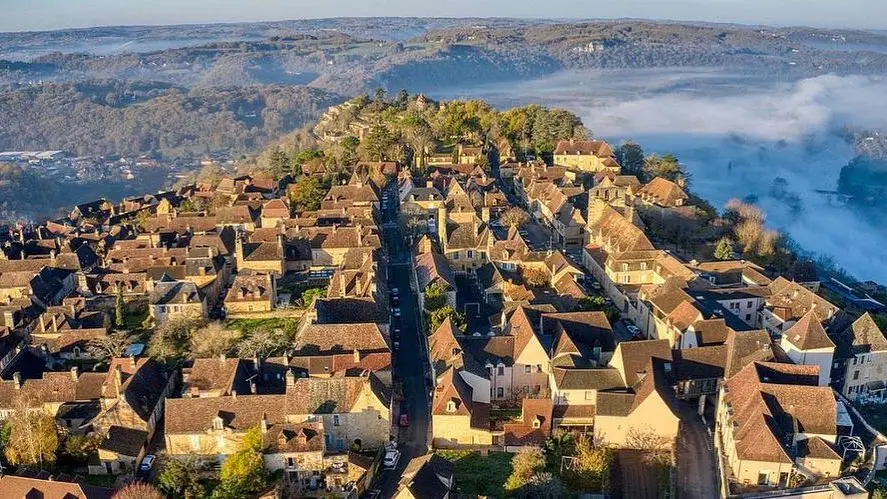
{"left": 0, "top": 93, "right": 883, "bottom": 499}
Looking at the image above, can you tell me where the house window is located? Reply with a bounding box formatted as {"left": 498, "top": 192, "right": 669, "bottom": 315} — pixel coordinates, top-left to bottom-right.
{"left": 497, "top": 366, "right": 505, "bottom": 376}
{"left": 467, "top": 250, "right": 473, "bottom": 259}
{"left": 585, "top": 391, "right": 594, "bottom": 400}
{"left": 854, "top": 371, "right": 860, "bottom": 381}
{"left": 747, "top": 301, "right": 754, "bottom": 308}
{"left": 497, "top": 387, "right": 504, "bottom": 398}
{"left": 745, "top": 314, "right": 752, "bottom": 321}
{"left": 453, "top": 252, "right": 460, "bottom": 260}
{"left": 621, "top": 263, "right": 628, "bottom": 271}
{"left": 757, "top": 472, "right": 770, "bottom": 486}
{"left": 525, "top": 365, "right": 531, "bottom": 374}
{"left": 212, "top": 417, "right": 223, "bottom": 430}
{"left": 640, "top": 262, "right": 647, "bottom": 270}
{"left": 622, "top": 275, "right": 630, "bottom": 284}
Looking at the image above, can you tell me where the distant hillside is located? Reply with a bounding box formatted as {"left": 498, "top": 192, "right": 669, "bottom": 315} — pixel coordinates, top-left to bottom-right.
{"left": 0, "top": 81, "right": 344, "bottom": 157}
{"left": 4, "top": 20, "right": 887, "bottom": 95}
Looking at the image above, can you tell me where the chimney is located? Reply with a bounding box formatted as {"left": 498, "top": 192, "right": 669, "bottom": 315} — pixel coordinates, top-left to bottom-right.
{"left": 220, "top": 352, "right": 227, "bottom": 362}
{"left": 70, "top": 366, "right": 79, "bottom": 380}
{"left": 129, "top": 356, "right": 137, "bottom": 370}
{"left": 426, "top": 180, "right": 433, "bottom": 188}
{"left": 353, "top": 348, "right": 360, "bottom": 363}
{"left": 286, "top": 369, "right": 295, "bottom": 386}
{"left": 12, "top": 372, "right": 21, "bottom": 389}
{"left": 114, "top": 365, "right": 123, "bottom": 397}
{"left": 38, "top": 313, "right": 46, "bottom": 333}
{"left": 231, "top": 390, "right": 237, "bottom": 399}
{"left": 250, "top": 380, "right": 257, "bottom": 395}
{"left": 51, "top": 314, "right": 58, "bottom": 332}
{"left": 260, "top": 413, "right": 269, "bottom": 433}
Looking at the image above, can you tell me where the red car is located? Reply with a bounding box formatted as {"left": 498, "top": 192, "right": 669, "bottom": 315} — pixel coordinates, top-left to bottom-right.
{"left": 399, "top": 414, "right": 410, "bottom": 427}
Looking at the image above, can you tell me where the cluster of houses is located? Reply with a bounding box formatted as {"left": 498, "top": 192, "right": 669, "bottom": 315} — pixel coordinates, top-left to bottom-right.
{"left": 0, "top": 169, "right": 409, "bottom": 497}
{"left": 398, "top": 138, "right": 881, "bottom": 498}
{"left": 0, "top": 131, "right": 884, "bottom": 498}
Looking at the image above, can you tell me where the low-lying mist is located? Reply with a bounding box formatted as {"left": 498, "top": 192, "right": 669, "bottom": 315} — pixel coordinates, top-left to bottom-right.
{"left": 436, "top": 69, "right": 887, "bottom": 282}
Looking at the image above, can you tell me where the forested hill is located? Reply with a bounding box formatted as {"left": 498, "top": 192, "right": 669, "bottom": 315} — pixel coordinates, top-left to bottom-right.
{"left": 0, "top": 81, "right": 344, "bottom": 157}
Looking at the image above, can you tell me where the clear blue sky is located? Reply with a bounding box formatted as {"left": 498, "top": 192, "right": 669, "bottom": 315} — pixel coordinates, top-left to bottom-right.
{"left": 0, "top": 0, "right": 885, "bottom": 32}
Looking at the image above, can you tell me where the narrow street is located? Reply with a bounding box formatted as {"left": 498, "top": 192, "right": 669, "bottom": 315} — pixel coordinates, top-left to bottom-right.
{"left": 675, "top": 400, "right": 719, "bottom": 499}
{"left": 371, "top": 182, "right": 431, "bottom": 497}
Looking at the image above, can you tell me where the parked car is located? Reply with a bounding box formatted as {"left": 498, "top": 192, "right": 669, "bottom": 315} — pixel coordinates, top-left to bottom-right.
{"left": 399, "top": 413, "right": 410, "bottom": 427}
{"left": 393, "top": 307, "right": 401, "bottom": 317}
{"left": 392, "top": 295, "right": 400, "bottom": 305}
{"left": 391, "top": 287, "right": 400, "bottom": 296}
{"left": 139, "top": 455, "right": 156, "bottom": 473}
{"left": 393, "top": 340, "right": 400, "bottom": 351}
{"left": 392, "top": 327, "right": 401, "bottom": 340}
{"left": 383, "top": 448, "right": 401, "bottom": 469}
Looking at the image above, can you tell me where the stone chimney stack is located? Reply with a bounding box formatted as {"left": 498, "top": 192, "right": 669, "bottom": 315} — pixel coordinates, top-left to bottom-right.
{"left": 70, "top": 366, "right": 79, "bottom": 380}
{"left": 114, "top": 365, "right": 123, "bottom": 397}
{"left": 12, "top": 372, "right": 21, "bottom": 389}
{"left": 286, "top": 369, "right": 295, "bottom": 387}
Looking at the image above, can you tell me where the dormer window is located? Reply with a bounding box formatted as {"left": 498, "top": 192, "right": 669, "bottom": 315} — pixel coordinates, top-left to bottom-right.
{"left": 451, "top": 347, "right": 459, "bottom": 356}
{"left": 446, "top": 400, "right": 457, "bottom": 413}
{"left": 532, "top": 417, "right": 542, "bottom": 429}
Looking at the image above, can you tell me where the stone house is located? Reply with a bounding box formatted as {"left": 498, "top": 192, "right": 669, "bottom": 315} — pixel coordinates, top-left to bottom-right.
{"left": 831, "top": 313, "right": 887, "bottom": 402}
{"left": 148, "top": 275, "right": 207, "bottom": 325}
{"left": 552, "top": 139, "right": 620, "bottom": 173}
{"left": 225, "top": 272, "right": 276, "bottom": 316}
{"left": 715, "top": 362, "right": 847, "bottom": 493}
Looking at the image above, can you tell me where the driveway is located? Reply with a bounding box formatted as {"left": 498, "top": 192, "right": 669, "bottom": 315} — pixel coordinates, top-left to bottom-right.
{"left": 674, "top": 400, "right": 719, "bottom": 499}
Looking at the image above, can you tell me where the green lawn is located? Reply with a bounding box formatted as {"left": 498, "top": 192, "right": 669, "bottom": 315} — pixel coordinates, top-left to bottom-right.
{"left": 437, "top": 450, "right": 513, "bottom": 498}
{"left": 226, "top": 317, "right": 299, "bottom": 336}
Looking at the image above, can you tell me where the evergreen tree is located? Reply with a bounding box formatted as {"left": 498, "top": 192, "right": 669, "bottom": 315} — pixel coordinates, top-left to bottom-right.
{"left": 714, "top": 237, "right": 734, "bottom": 261}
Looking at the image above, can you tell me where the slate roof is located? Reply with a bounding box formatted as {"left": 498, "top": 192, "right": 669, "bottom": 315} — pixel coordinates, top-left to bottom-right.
{"left": 552, "top": 367, "right": 624, "bottom": 391}
{"left": 397, "top": 454, "right": 455, "bottom": 499}
{"left": 99, "top": 425, "right": 148, "bottom": 457}
{"left": 149, "top": 277, "right": 202, "bottom": 305}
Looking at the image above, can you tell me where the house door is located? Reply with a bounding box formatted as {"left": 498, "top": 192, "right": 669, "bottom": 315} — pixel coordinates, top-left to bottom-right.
{"left": 104, "top": 462, "right": 113, "bottom": 474}
{"left": 779, "top": 472, "right": 789, "bottom": 487}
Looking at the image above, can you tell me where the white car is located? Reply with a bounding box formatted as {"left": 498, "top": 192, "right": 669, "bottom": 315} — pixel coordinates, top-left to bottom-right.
{"left": 393, "top": 308, "right": 401, "bottom": 317}
{"left": 383, "top": 448, "right": 401, "bottom": 469}
{"left": 139, "top": 454, "right": 156, "bottom": 472}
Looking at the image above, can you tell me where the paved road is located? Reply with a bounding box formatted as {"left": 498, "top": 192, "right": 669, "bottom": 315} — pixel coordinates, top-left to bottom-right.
{"left": 372, "top": 183, "right": 431, "bottom": 497}
{"left": 675, "top": 400, "right": 719, "bottom": 499}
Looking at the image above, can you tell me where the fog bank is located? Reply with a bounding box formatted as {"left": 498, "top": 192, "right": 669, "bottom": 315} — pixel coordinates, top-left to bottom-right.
{"left": 437, "top": 69, "right": 887, "bottom": 282}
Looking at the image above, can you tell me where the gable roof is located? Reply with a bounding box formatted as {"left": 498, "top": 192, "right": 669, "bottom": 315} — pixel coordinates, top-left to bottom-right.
{"left": 612, "top": 339, "right": 672, "bottom": 386}
{"left": 503, "top": 398, "right": 554, "bottom": 447}
{"left": 431, "top": 368, "right": 489, "bottom": 430}
{"left": 0, "top": 475, "right": 113, "bottom": 499}
{"left": 294, "top": 323, "right": 388, "bottom": 355}
{"left": 638, "top": 177, "right": 689, "bottom": 206}
{"left": 285, "top": 374, "right": 389, "bottom": 415}
{"left": 723, "top": 361, "right": 836, "bottom": 464}
{"left": 843, "top": 313, "right": 887, "bottom": 354}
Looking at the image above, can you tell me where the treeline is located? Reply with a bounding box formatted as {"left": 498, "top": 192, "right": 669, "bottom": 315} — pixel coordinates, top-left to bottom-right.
{"left": 0, "top": 81, "right": 343, "bottom": 158}
{"left": 250, "top": 91, "right": 587, "bottom": 178}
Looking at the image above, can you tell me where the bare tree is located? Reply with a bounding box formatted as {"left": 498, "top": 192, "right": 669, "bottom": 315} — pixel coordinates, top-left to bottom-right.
{"left": 190, "top": 322, "right": 240, "bottom": 358}
{"left": 500, "top": 207, "right": 529, "bottom": 228}
{"left": 624, "top": 426, "right": 672, "bottom": 466}
{"left": 87, "top": 331, "right": 133, "bottom": 361}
